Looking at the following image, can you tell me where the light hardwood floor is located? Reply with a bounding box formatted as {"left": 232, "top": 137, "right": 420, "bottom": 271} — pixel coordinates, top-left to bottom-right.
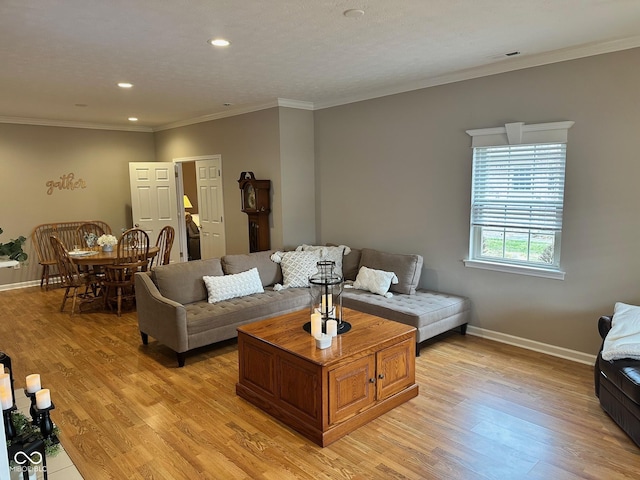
{"left": 1, "top": 286, "right": 638, "bottom": 479}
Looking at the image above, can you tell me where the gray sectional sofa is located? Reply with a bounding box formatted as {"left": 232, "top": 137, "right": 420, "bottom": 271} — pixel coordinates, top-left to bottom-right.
{"left": 135, "top": 247, "right": 470, "bottom": 366}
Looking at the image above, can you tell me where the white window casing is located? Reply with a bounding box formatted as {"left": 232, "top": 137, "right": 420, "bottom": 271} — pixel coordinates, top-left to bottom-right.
{"left": 464, "top": 121, "right": 574, "bottom": 280}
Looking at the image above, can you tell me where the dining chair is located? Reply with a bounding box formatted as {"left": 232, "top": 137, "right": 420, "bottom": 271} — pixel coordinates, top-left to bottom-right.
{"left": 103, "top": 228, "right": 150, "bottom": 316}
{"left": 49, "top": 235, "right": 99, "bottom": 316}
{"left": 151, "top": 226, "right": 175, "bottom": 268}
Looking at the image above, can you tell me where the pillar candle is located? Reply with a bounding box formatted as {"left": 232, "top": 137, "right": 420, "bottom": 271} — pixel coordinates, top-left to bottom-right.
{"left": 321, "top": 294, "right": 333, "bottom": 313}
{"left": 35, "top": 389, "right": 51, "bottom": 409}
{"left": 311, "top": 312, "right": 322, "bottom": 338}
{"left": 326, "top": 320, "right": 338, "bottom": 337}
{"left": 0, "top": 386, "right": 11, "bottom": 410}
{"left": 0, "top": 373, "right": 10, "bottom": 393}
{"left": 26, "top": 374, "right": 41, "bottom": 393}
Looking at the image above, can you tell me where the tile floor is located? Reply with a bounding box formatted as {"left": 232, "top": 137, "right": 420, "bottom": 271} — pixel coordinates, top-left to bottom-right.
{"left": 11, "top": 390, "right": 83, "bottom": 480}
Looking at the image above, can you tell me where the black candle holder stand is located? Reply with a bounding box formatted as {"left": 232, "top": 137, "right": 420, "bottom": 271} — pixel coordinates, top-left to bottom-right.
{"left": 24, "top": 389, "right": 40, "bottom": 426}
{"left": 3, "top": 403, "right": 17, "bottom": 440}
{"left": 34, "top": 402, "right": 57, "bottom": 442}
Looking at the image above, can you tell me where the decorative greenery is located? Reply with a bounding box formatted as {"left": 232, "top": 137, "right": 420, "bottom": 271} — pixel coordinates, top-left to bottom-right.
{"left": 6, "top": 410, "right": 61, "bottom": 460}
{"left": 0, "top": 227, "right": 28, "bottom": 262}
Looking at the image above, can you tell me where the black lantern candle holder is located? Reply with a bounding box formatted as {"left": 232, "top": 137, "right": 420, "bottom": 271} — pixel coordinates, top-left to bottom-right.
{"left": 303, "top": 260, "right": 351, "bottom": 335}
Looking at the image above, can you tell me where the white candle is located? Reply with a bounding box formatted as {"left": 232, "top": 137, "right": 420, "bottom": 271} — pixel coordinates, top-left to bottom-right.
{"left": 311, "top": 312, "right": 322, "bottom": 338}
{"left": 26, "top": 374, "right": 41, "bottom": 393}
{"left": 35, "top": 389, "right": 51, "bottom": 409}
{"left": 0, "top": 386, "right": 11, "bottom": 410}
{"left": 321, "top": 294, "right": 333, "bottom": 312}
{"left": 327, "top": 320, "right": 338, "bottom": 337}
{"left": 0, "top": 373, "right": 10, "bottom": 393}
{"left": 0, "top": 362, "right": 4, "bottom": 373}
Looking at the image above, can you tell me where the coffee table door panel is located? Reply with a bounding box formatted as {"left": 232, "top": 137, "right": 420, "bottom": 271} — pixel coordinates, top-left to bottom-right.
{"left": 328, "top": 355, "right": 376, "bottom": 425}
{"left": 239, "top": 337, "right": 276, "bottom": 398}
{"left": 376, "top": 338, "right": 415, "bottom": 400}
{"left": 277, "top": 355, "right": 322, "bottom": 425}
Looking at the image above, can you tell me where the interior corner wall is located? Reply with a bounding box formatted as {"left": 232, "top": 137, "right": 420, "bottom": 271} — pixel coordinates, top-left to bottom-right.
{"left": 313, "top": 47, "right": 640, "bottom": 356}
{"left": 153, "top": 108, "right": 284, "bottom": 254}
{"left": 278, "top": 107, "right": 316, "bottom": 249}
{"left": 0, "top": 123, "right": 155, "bottom": 286}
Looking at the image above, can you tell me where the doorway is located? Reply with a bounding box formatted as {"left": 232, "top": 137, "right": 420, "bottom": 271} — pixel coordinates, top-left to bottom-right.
{"left": 175, "top": 155, "right": 226, "bottom": 261}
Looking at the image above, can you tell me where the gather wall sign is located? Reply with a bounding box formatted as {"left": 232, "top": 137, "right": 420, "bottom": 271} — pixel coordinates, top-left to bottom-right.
{"left": 46, "top": 172, "right": 87, "bottom": 195}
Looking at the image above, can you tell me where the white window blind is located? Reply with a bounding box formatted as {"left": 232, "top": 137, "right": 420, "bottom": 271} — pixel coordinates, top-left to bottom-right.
{"left": 471, "top": 143, "right": 566, "bottom": 232}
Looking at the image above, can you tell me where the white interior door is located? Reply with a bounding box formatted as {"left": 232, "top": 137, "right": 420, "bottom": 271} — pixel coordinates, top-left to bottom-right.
{"left": 129, "top": 162, "right": 181, "bottom": 262}
{"left": 196, "top": 156, "right": 226, "bottom": 259}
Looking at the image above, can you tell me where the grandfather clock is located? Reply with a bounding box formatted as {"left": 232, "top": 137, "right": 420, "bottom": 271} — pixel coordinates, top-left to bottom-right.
{"left": 238, "top": 171, "right": 271, "bottom": 252}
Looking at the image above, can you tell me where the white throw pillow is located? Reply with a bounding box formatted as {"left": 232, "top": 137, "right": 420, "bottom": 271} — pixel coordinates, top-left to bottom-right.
{"left": 203, "top": 268, "right": 264, "bottom": 304}
{"left": 295, "top": 244, "right": 351, "bottom": 278}
{"left": 602, "top": 302, "right": 640, "bottom": 361}
{"left": 352, "top": 266, "right": 398, "bottom": 297}
{"left": 270, "top": 250, "right": 321, "bottom": 288}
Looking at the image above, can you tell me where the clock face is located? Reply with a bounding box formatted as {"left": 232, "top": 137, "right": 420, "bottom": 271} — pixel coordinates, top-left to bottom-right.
{"left": 245, "top": 184, "right": 256, "bottom": 209}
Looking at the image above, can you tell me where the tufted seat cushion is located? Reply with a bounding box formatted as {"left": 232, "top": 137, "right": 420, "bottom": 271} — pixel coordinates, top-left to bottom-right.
{"left": 184, "top": 287, "right": 309, "bottom": 349}
{"left": 343, "top": 288, "right": 470, "bottom": 343}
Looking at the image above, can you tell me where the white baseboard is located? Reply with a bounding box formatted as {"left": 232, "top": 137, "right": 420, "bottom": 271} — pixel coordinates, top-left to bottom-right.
{"left": 0, "top": 280, "right": 41, "bottom": 292}
{"left": 466, "top": 325, "right": 596, "bottom": 365}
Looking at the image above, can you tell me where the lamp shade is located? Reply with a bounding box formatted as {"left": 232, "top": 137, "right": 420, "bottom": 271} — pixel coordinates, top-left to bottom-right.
{"left": 183, "top": 195, "right": 193, "bottom": 209}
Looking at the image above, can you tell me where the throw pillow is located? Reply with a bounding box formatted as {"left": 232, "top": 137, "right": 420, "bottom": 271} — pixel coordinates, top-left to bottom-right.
{"left": 270, "top": 250, "right": 321, "bottom": 289}
{"left": 221, "top": 250, "right": 282, "bottom": 287}
{"left": 352, "top": 266, "right": 398, "bottom": 298}
{"left": 295, "top": 244, "right": 351, "bottom": 278}
{"left": 602, "top": 302, "right": 640, "bottom": 361}
{"left": 203, "top": 267, "right": 264, "bottom": 304}
{"left": 359, "top": 248, "right": 423, "bottom": 295}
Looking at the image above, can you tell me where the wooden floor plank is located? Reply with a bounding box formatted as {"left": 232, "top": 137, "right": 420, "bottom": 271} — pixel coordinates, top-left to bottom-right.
{"left": 0, "top": 286, "right": 638, "bottom": 479}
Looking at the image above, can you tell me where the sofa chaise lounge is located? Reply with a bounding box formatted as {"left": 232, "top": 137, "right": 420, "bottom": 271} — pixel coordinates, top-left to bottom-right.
{"left": 135, "top": 247, "right": 470, "bottom": 366}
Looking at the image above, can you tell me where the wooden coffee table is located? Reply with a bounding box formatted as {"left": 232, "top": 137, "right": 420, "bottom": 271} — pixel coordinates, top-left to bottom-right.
{"left": 236, "top": 308, "right": 418, "bottom": 446}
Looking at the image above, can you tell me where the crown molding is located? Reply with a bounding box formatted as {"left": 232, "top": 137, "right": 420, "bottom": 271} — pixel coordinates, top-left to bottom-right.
{"left": 276, "top": 98, "right": 314, "bottom": 110}
{"left": 313, "top": 35, "right": 640, "bottom": 111}
{"left": 0, "top": 115, "right": 153, "bottom": 132}
{"left": 153, "top": 98, "right": 314, "bottom": 132}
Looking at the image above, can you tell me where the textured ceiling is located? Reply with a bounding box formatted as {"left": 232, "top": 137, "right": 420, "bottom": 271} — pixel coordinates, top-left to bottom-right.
{"left": 1, "top": 0, "right": 639, "bottom": 131}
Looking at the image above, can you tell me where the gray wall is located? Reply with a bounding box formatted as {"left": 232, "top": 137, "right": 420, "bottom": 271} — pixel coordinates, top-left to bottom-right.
{"left": 154, "top": 108, "right": 285, "bottom": 254}
{"left": 314, "top": 48, "right": 640, "bottom": 355}
{"left": 279, "top": 107, "right": 315, "bottom": 249}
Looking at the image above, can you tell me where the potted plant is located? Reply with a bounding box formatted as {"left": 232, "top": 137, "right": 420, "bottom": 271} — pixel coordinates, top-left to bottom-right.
{"left": 0, "top": 228, "right": 28, "bottom": 262}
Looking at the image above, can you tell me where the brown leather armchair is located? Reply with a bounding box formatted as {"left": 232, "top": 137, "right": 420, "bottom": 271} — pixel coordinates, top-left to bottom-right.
{"left": 595, "top": 315, "right": 640, "bottom": 447}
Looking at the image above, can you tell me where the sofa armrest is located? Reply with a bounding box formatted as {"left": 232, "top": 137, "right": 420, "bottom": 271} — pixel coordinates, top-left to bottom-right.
{"left": 598, "top": 315, "right": 613, "bottom": 340}
{"left": 135, "top": 272, "right": 189, "bottom": 353}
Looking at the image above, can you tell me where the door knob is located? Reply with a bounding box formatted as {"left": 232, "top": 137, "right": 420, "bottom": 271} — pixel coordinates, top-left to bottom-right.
{"left": 369, "top": 378, "right": 375, "bottom": 383}
{"left": 378, "top": 373, "right": 385, "bottom": 379}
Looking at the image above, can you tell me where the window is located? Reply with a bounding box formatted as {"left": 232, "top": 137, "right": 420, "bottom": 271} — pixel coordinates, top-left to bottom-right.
{"left": 464, "top": 121, "right": 574, "bottom": 279}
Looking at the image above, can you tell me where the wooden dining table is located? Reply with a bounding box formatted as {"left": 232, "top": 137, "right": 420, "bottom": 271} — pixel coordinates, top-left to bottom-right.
{"left": 69, "top": 246, "right": 160, "bottom": 266}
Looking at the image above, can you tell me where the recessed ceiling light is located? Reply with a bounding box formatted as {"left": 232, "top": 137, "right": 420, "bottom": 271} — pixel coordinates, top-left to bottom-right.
{"left": 223, "top": 103, "right": 233, "bottom": 107}
{"left": 128, "top": 117, "right": 138, "bottom": 122}
{"left": 343, "top": 9, "right": 365, "bottom": 18}
{"left": 209, "top": 38, "right": 230, "bottom": 47}
{"left": 118, "top": 82, "right": 134, "bottom": 88}
{"left": 75, "top": 103, "right": 88, "bottom": 108}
